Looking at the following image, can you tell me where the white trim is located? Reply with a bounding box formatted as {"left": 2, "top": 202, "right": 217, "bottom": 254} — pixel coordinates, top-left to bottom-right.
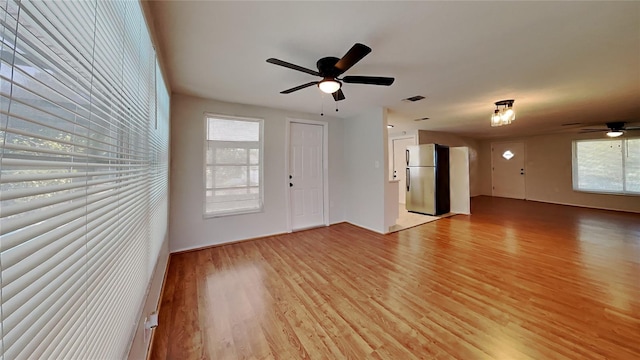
{"left": 388, "top": 134, "right": 417, "bottom": 181}
{"left": 285, "top": 118, "right": 330, "bottom": 232}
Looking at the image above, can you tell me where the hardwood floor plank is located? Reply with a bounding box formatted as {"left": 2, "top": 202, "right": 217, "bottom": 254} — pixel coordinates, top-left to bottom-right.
{"left": 151, "top": 197, "right": 640, "bottom": 359}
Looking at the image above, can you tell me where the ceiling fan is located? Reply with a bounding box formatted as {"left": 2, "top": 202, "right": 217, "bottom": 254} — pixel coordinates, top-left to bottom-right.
{"left": 580, "top": 122, "right": 640, "bottom": 137}
{"left": 266, "top": 43, "right": 394, "bottom": 101}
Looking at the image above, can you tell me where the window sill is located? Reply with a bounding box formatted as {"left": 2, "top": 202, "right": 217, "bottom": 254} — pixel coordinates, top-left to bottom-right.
{"left": 573, "top": 189, "right": 640, "bottom": 196}
{"left": 203, "top": 207, "right": 263, "bottom": 219}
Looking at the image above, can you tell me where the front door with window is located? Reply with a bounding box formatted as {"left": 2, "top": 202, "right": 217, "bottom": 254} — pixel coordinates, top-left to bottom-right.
{"left": 492, "top": 142, "right": 526, "bottom": 199}
{"left": 289, "top": 122, "right": 324, "bottom": 230}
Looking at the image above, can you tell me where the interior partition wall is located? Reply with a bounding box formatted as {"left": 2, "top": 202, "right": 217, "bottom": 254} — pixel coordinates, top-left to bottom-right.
{"left": 0, "top": 0, "right": 170, "bottom": 358}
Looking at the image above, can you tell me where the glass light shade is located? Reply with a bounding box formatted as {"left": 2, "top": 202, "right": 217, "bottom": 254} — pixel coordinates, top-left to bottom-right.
{"left": 500, "top": 107, "right": 515, "bottom": 125}
{"left": 503, "top": 108, "right": 515, "bottom": 121}
{"left": 318, "top": 79, "right": 341, "bottom": 94}
{"left": 491, "top": 110, "right": 502, "bottom": 127}
{"left": 606, "top": 130, "right": 623, "bottom": 138}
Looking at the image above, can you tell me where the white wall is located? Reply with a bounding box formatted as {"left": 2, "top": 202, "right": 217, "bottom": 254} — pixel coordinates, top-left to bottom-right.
{"left": 343, "top": 107, "right": 388, "bottom": 233}
{"left": 450, "top": 147, "right": 471, "bottom": 214}
{"left": 169, "top": 93, "right": 345, "bottom": 252}
{"left": 478, "top": 132, "right": 640, "bottom": 213}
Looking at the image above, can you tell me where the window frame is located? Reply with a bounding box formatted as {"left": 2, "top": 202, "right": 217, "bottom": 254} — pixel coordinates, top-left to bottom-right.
{"left": 572, "top": 137, "right": 640, "bottom": 196}
{"left": 203, "top": 113, "right": 265, "bottom": 218}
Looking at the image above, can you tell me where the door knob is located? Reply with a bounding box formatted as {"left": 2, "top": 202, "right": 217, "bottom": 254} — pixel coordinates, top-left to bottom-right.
{"left": 289, "top": 183, "right": 293, "bottom": 187}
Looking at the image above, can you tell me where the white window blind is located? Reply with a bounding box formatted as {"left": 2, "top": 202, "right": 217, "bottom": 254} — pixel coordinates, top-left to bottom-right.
{"left": 204, "top": 115, "right": 263, "bottom": 217}
{"left": 0, "top": 0, "right": 170, "bottom": 359}
{"left": 573, "top": 138, "right": 640, "bottom": 195}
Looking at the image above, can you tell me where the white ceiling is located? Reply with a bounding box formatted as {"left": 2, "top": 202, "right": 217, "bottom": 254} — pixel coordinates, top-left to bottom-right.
{"left": 149, "top": 1, "right": 640, "bottom": 139}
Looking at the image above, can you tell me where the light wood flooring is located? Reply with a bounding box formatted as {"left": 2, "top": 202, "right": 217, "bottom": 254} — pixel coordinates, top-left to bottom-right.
{"left": 151, "top": 196, "right": 640, "bottom": 359}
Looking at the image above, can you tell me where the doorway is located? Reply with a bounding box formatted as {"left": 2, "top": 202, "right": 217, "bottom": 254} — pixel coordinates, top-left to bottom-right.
{"left": 392, "top": 137, "right": 415, "bottom": 204}
{"left": 287, "top": 120, "right": 328, "bottom": 231}
{"left": 491, "top": 141, "right": 526, "bottom": 199}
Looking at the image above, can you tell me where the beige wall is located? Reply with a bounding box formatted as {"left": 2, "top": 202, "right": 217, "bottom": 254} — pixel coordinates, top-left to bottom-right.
{"left": 479, "top": 132, "right": 640, "bottom": 213}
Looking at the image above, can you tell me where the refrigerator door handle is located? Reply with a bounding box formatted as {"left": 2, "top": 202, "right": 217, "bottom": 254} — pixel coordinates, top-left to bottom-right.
{"left": 406, "top": 149, "right": 410, "bottom": 166}
{"left": 406, "top": 168, "right": 410, "bottom": 191}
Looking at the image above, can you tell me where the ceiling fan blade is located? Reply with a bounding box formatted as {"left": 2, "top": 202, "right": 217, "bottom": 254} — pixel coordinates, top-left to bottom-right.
{"left": 332, "top": 89, "right": 345, "bottom": 101}
{"left": 280, "top": 81, "right": 318, "bottom": 94}
{"left": 267, "top": 58, "right": 320, "bottom": 76}
{"left": 334, "top": 43, "right": 371, "bottom": 74}
{"left": 625, "top": 126, "right": 640, "bottom": 130}
{"left": 343, "top": 76, "right": 395, "bottom": 86}
{"left": 579, "top": 129, "right": 606, "bottom": 133}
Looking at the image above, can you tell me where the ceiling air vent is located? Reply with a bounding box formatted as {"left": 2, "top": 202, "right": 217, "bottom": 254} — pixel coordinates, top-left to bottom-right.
{"left": 414, "top": 117, "right": 430, "bottom": 121}
{"left": 402, "top": 95, "right": 425, "bottom": 102}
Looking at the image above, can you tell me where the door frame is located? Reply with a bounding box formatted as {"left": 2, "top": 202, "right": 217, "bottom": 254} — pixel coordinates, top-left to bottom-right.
{"left": 387, "top": 131, "right": 418, "bottom": 209}
{"left": 491, "top": 140, "right": 527, "bottom": 199}
{"left": 285, "top": 118, "right": 330, "bottom": 232}
{"left": 388, "top": 134, "right": 417, "bottom": 180}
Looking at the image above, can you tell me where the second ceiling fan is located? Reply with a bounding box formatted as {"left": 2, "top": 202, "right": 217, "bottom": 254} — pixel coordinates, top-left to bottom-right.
{"left": 266, "top": 43, "right": 394, "bottom": 101}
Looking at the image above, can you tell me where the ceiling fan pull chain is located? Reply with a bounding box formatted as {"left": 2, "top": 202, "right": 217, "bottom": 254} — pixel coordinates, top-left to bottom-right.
{"left": 320, "top": 94, "right": 324, "bottom": 116}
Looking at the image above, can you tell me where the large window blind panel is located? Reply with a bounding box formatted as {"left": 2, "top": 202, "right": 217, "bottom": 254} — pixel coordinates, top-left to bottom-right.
{"left": 204, "top": 115, "right": 263, "bottom": 217}
{"left": 0, "top": 0, "right": 170, "bottom": 359}
{"left": 573, "top": 138, "right": 640, "bottom": 195}
{"left": 149, "top": 58, "right": 169, "bottom": 277}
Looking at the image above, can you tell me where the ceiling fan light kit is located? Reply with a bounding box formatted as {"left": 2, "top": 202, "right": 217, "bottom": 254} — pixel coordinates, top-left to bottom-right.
{"left": 581, "top": 121, "right": 639, "bottom": 137}
{"left": 266, "top": 43, "right": 395, "bottom": 102}
{"left": 491, "top": 99, "right": 516, "bottom": 127}
{"left": 606, "top": 130, "right": 624, "bottom": 138}
{"left": 318, "top": 78, "right": 341, "bottom": 94}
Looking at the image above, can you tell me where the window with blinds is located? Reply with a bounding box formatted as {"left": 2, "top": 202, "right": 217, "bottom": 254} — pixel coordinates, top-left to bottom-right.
{"left": 572, "top": 138, "right": 640, "bottom": 194}
{"left": 204, "top": 114, "right": 263, "bottom": 217}
{"left": 0, "top": 0, "right": 170, "bottom": 359}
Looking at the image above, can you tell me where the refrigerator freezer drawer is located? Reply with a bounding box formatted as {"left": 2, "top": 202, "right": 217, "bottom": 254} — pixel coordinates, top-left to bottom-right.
{"left": 406, "top": 166, "right": 436, "bottom": 215}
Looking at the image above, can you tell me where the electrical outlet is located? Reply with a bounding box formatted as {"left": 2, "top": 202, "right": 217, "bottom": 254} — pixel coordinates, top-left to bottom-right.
{"left": 143, "top": 311, "right": 159, "bottom": 344}
{"left": 144, "top": 317, "right": 150, "bottom": 344}
{"left": 145, "top": 312, "right": 159, "bottom": 330}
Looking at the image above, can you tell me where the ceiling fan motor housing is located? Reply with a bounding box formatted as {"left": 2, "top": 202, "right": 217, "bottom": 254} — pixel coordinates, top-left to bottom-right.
{"left": 317, "top": 57, "right": 341, "bottom": 78}
{"left": 607, "top": 122, "right": 625, "bottom": 131}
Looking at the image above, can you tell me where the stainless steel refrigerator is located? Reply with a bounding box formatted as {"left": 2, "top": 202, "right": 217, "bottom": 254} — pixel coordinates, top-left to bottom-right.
{"left": 406, "top": 144, "right": 450, "bottom": 215}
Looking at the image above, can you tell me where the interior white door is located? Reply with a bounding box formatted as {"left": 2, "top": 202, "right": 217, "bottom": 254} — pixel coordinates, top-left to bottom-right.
{"left": 289, "top": 122, "right": 324, "bottom": 230}
{"left": 491, "top": 141, "right": 526, "bottom": 199}
{"left": 393, "top": 137, "right": 415, "bottom": 204}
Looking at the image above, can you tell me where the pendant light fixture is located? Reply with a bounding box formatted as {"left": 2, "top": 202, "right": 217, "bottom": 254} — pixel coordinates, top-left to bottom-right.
{"left": 491, "top": 99, "right": 516, "bottom": 127}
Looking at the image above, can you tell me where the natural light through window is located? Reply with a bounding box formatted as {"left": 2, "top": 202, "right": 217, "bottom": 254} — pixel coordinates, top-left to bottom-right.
{"left": 204, "top": 115, "right": 264, "bottom": 217}
{"left": 572, "top": 138, "right": 640, "bottom": 194}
